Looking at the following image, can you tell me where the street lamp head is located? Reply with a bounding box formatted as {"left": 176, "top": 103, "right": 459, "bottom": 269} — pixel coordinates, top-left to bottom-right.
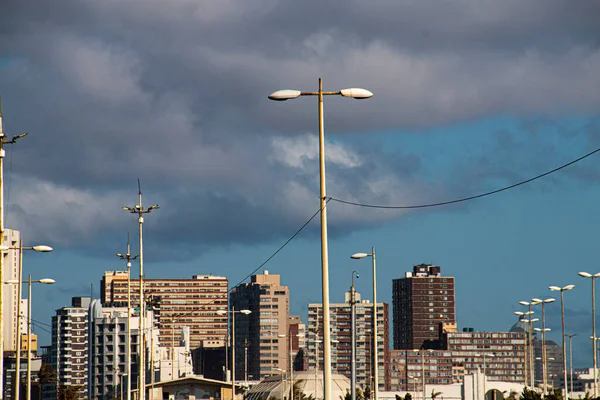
{"left": 579, "top": 272, "right": 593, "bottom": 278}
{"left": 268, "top": 90, "right": 301, "bottom": 101}
{"left": 126, "top": 262, "right": 132, "bottom": 268}
{"left": 32, "top": 245, "right": 53, "bottom": 252}
{"left": 116, "top": 253, "right": 124, "bottom": 258}
{"left": 149, "top": 204, "right": 160, "bottom": 210}
{"left": 240, "top": 309, "right": 252, "bottom": 314}
{"left": 514, "top": 311, "right": 525, "bottom": 316}
{"left": 531, "top": 298, "right": 542, "bottom": 304}
{"left": 549, "top": 286, "right": 561, "bottom": 291}
{"left": 340, "top": 88, "right": 374, "bottom": 99}
{"left": 0, "top": 245, "right": 8, "bottom": 251}
{"left": 216, "top": 310, "right": 227, "bottom": 315}
{"left": 4, "top": 279, "right": 18, "bottom": 284}
{"left": 122, "top": 206, "right": 131, "bottom": 211}
{"left": 544, "top": 298, "right": 556, "bottom": 303}
{"left": 531, "top": 318, "right": 539, "bottom": 322}
{"left": 519, "top": 301, "right": 530, "bottom": 306}
{"left": 563, "top": 284, "right": 575, "bottom": 291}
{"left": 351, "top": 253, "right": 369, "bottom": 259}
{"left": 39, "top": 279, "right": 55, "bottom": 284}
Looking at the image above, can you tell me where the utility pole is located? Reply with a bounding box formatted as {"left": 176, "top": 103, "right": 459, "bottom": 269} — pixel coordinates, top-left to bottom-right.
{"left": 0, "top": 95, "right": 28, "bottom": 397}
{"left": 123, "top": 180, "right": 159, "bottom": 400}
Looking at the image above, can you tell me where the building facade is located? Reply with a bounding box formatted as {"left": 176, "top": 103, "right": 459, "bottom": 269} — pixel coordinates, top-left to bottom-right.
{"left": 307, "top": 291, "right": 388, "bottom": 392}
{"left": 230, "top": 270, "right": 290, "bottom": 381}
{"left": 2, "top": 229, "right": 22, "bottom": 353}
{"left": 48, "top": 296, "right": 91, "bottom": 399}
{"left": 101, "top": 272, "right": 228, "bottom": 348}
{"left": 392, "top": 264, "right": 456, "bottom": 350}
{"left": 289, "top": 315, "right": 306, "bottom": 372}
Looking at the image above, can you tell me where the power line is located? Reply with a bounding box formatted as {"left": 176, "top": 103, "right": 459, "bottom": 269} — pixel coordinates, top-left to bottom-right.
{"left": 329, "top": 146, "right": 600, "bottom": 209}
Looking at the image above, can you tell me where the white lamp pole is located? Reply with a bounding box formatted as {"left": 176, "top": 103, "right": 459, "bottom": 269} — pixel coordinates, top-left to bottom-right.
{"left": 549, "top": 284, "right": 575, "bottom": 400}
{"left": 532, "top": 297, "right": 555, "bottom": 394}
{"left": 269, "top": 81, "right": 373, "bottom": 400}
{"left": 565, "top": 333, "right": 576, "bottom": 399}
{"left": 351, "top": 247, "right": 379, "bottom": 400}
{"left": 123, "top": 180, "right": 158, "bottom": 400}
{"left": 519, "top": 300, "right": 538, "bottom": 388}
{"left": 117, "top": 235, "right": 137, "bottom": 400}
{"left": 217, "top": 307, "right": 251, "bottom": 400}
{"left": 314, "top": 337, "right": 322, "bottom": 400}
{"left": 5, "top": 276, "right": 55, "bottom": 400}
{"left": 579, "top": 271, "right": 600, "bottom": 397}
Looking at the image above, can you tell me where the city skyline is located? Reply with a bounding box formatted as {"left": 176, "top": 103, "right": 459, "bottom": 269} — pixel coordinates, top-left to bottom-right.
{"left": 1, "top": 0, "right": 600, "bottom": 380}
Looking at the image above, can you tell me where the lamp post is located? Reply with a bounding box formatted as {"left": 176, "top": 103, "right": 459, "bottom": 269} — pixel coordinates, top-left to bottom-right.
{"left": 279, "top": 333, "right": 305, "bottom": 400}
{"left": 349, "top": 270, "right": 359, "bottom": 400}
{"left": 477, "top": 352, "right": 495, "bottom": 400}
{"left": 313, "top": 337, "right": 322, "bottom": 400}
{"left": 516, "top": 313, "right": 538, "bottom": 388}
{"left": 514, "top": 310, "right": 534, "bottom": 387}
{"left": 565, "top": 333, "right": 576, "bottom": 398}
{"left": 578, "top": 272, "right": 600, "bottom": 397}
{"left": 217, "top": 307, "right": 252, "bottom": 400}
{"left": 351, "top": 248, "right": 379, "bottom": 400}
{"left": 532, "top": 297, "right": 555, "bottom": 393}
{"left": 408, "top": 375, "right": 418, "bottom": 400}
{"left": 117, "top": 235, "right": 137, "bottom": 400}
{"left": 0, "top": 242, "right": 52, "bottom": 400}
{"left": 412, "top": 349, "right": 432, "bottom": 400}
{"left": 5, "top": 275, "right": 55, "bottom": 400}
{"left": 123, "top": 181, "right": 159, "bottom": 400}
{"left": 269, "top": 80, "right": 373, "bottom": 400}
{"left": 549, "top": 284, "right": 575, "bottom": 400}
{"left": 534, "top": 327, "right": 552, "bottom": 393}
{"left": 272, "top": 368, "right": 287, "bottom": 400}
{"left": 0, "top": 98, "right": 28, "bottom": 395}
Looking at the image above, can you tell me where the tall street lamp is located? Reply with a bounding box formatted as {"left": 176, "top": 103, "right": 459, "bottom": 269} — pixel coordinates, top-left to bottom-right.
{"left": 351, "top": 248, "right": 379, "bottom": 400}
{"left": 123, "top": 180, "right": 159, "bottom": 400}
{"left": 0, "top": 97, "right": 28, "bottom": 395}
{"left": 278, "top": 332, "right": 305, "bottom": 400}
{"left": 532, "top": 297, "right": 555, "bottom": 394}
{"left": 5, "top": 275, "right": 55, "bottom": 400}
{"left": 519, "top": 300, "right": 539, "bottom": 387}
{"left": 217, "top": 307, "right": 252, "bottom": 400}
{"left": 549, "top": 284, "right": 575, "bottom": 400}
{"left": 313, "top": 336, "right": 322, "bottom": 400}
{"left": 269, "top": 80, "right": 373, "bottom": 400}
{"left": 578, "top": 271, "right": 600, "bottom": 397}
{"left": 477, "top": 352, "right": 495, "bottom": 400}
{"left": 413, "top": 349, "right": 433, "bottom": 400}
{"left": 565, "top": 333, "right": 576, "bottom": 399}
{"left": 117, "top": 235, "right": 137, "bottom": 400}
{"left": 349, "top": 270, "right": 359, "bottom": 400}
{"left": 0, "top": 242, "right": 52, "bottom": 400}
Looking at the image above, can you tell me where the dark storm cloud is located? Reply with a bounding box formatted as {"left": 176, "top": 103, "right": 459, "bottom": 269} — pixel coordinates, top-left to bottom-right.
{"left": 1, "top": 1, "right": 599, "bottom": 256}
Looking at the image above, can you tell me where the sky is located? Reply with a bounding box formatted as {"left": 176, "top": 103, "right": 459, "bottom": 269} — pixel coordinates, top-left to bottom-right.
{"left": 1, "top": 0, "right": 600, "bottom": 368}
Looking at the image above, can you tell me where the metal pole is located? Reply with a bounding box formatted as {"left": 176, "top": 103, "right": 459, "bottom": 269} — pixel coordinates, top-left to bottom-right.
{"left": 372, "top": 248, "right": 378, "bottom": 400}
{"left": 317, "top": 77, "right": 333, "bottom": 400}
{"left": 126, "top": 239, "right": 133, "bottom": 400}
{"left": 529, "top": 305, "right": 534, "bottom": 388}
{"left": 560, "top": 291, "right": 568, "bottom": 400}
{"left": 566, "top": 334, "right": 576, "bottom": 398}
{"left": 15, "top": 241, "right": 23, "bottom": 400}
{"left": 245, "top": 339, "right": 248, "bottom": 385}
{"left": 541, "top": 303, "right": 547, "bottom": 395}
{"left": 171, "top": 316, "right": 175, "bottom": 379}
{"left": 0, "top": 95, "right": 5, "bottom": 398}
{"left": 290, "top": 335, "right": 294, "bottom": 400}
{"left": 138, "top": 188, "right": 146, "bottom": 400}
{"left": 26, "top": 274, "right": 32, "bottom": 400}
{"left": 593, "top": 277, "right": 597, "bottom": 398}
{"left": 351, "top": 279, "right": 356, "bottom": 400}
{"left": 314, "top": 337, "right": 319, "bottom": 400}
{"left": 421, "top": 352, "right": 425, "bottom": 400}
{"left": 232, "top": 307, "right": 236, "bottom": 400}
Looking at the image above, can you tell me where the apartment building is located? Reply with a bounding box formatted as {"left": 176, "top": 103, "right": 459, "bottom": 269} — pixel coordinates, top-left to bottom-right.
{"left": 101, "top": 272, "right": 228, "bottom": 348}
{"left": 392, "top": 264, "right": 456, "bottom": 350}
{"left": 48, "top": 296, "right": 91, "bottom": 399}
{"left": 230, "top": 270, "right": 290, "bottom": 381}
{"left": 307, "top": 291, "right": 388, "bottom": 392}
{"left": 2, "top": 229, "right": 22, "bottom": 353}
{"left": 386, "top": 349, "right": 456, "bottom": 391}
{"left": 289, "top": 315, "right": 306, "bottom": 371}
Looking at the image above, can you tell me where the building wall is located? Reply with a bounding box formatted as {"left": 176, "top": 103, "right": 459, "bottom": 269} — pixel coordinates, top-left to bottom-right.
{"left": 532, "top": 337, "right": 563, "bottom": 388}
{"left": 2, "top": 229, "right": 21, "bottom": 352}
{"left": 101, "top": 272, "right": 228, "bottom": 348}
{"left": 230, "top": 270, "right": 290, "bottom": 381}
{"left": 392, "top": 264, "right": 456, "bottom": 350}
{"left": 49, "top": 297, "right": 91, "bottom": 399}
{"left": 289, "top": 316, "right": 306, "bottom": 372}
{"left": 306, "top": 293, "right": 388, "bottom": 392}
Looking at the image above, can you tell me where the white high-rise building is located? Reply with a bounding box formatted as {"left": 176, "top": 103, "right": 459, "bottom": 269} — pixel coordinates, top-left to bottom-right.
{"left": 2, "top": 229, "right": 22, "bottom": 352}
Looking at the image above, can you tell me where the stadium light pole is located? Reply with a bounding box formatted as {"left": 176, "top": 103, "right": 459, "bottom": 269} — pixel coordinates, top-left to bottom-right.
{"left": 578, "top": 271, "right": 600, "bottom": 397}
{"left": 117, "top": 235, "right": 137, "bottom": 400}
{"left": 351, "top": 247, "right": 379, "bottom": 400}
{"left": 123, "top": 180, "right": 159, "bottom": 400}
{"left": 269, "top": 80, "right": 372, "bottom": 400}
{"left": 549, "top": 284, "right": 575, "bottom": 400}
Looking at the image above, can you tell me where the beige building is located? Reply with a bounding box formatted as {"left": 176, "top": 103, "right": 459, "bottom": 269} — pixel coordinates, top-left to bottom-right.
{"left": 2, "top": 229, "right": 24, "bottom": 352}
{"left": 230, "top": 270, "right": 290, "bottom": 381}
{"left": 101, "top": 272, "right": 229, "bottom": 348}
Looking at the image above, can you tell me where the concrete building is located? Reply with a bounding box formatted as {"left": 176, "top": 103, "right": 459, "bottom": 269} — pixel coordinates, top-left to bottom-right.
{"left": 307, "top": 291, "right": 388, "bottom": 392}
{"left": 101, "top": 272, "right": 229, "bottom": 348}
{"left": 230, "top": 270, "right": 290, "bottom": 381}
{"left": 289, "top": 315, "right": 306, "bottom": 372}
{"left": 392, "top": 264, "right": 456, "bottom": 350}
{"left": 532, "top": 336, "right": 563, "bottom": 389}
{"left": 48, "top": 296, "right": 91, "bottom": 399}
{"left": 2, "top": 229, "right": 22, "bottom": 353}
